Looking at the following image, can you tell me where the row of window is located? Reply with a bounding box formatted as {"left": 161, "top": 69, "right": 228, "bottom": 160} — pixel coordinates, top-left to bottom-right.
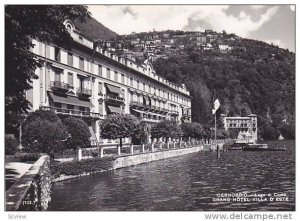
{"left": 227, "top": 120, "right": 251, "bottom": 124}
{"left": 55, "top": 47, "right": 88, "bottom": 71}
{"left": 228, "top": 124, "right": 257, "bottom": 128}
{"left": 132, "top": 112, "right": 167, "bottom": 120}
{"left": 53, "top": 69, "right": 85, "bottom": 90}
{"left": 54, "top": 70, "right": 189, "bottom": 111}
{"left": 54, "top": 102, "right": 88, "bottom": 112}
{"left": 53, "top": 47, "right": 190, "bottom": 106}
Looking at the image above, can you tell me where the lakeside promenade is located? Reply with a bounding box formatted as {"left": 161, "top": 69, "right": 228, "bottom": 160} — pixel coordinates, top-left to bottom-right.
{"left": 6, "top": 140, "right": 205, "bottom": 211}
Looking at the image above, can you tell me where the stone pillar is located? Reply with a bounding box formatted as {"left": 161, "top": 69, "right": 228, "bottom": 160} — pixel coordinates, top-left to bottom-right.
{"left": 142, "top": 144, "right": 145, "bottom": 153}
{"left": 167, "top": 141, "right": 170, "bottom": 149}
{"left": 95, "top": 120, "right": 100, "bottom": 143}
{"left": 100, "top": 147, "right": 104, "bottom": 158}
{"left": 78, "top": 148, "right": 82, "bottom": 161}
{"left": 130, "top": 144, "right": 134, "bottom": 154}
{"left": 151, "top": 143, "right": 154, "bottom": 152}
{"left": 174, "top": 142, "right": 176, "bottom": 149}
{"left": 117, "top": 145, "right": 121, "bottom": 155}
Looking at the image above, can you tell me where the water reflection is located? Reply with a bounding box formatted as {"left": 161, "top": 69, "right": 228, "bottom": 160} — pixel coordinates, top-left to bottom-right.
{"left": 49, "top": 140, "right": 295, "bottom": 211}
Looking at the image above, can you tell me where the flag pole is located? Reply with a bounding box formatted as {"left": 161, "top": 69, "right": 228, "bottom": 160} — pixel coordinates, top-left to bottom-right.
{"left": 215, "top": 106, "right": 220, "bottom": 159}
{"left": 215, "top": 111, "right": 217, "bottom": 145}
{"left": 215, "top": 110, "right": 220, "bottom": 159}
{"left": 213, "top": 90, "right": 220, "bottom": 159}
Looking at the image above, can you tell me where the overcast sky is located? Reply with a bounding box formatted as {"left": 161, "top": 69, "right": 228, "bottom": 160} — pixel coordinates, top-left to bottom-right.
{"left": 88, "top": 5, "right": 295, "bottom": 52}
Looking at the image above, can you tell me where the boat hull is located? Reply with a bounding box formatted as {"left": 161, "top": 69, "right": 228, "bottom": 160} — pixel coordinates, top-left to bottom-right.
{"left": 228, "top": 147, "right": 242, "bottom": 151}
{"left": 242, "top": 147, "right": 286, "bottom": 151}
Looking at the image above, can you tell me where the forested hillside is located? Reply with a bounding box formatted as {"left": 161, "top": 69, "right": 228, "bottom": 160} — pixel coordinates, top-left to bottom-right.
{"left": 73, "top": 16, "right": 118, "bottom": 40}
{"left": 72, "top": 16, "right": 295, "bottom": 140}
{"left": 153, "top": 39, "right": 295, "bottom": 139}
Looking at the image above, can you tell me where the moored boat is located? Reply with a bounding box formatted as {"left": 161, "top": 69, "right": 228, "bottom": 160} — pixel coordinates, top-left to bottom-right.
{"left": 228, "top": 142, "right": 248, "bottom": 150}
{"left": 242, "top": 143, "right": 268, "bottom": 151}
{"left": 242, "top": 143, "right": 287, "bottom": 151}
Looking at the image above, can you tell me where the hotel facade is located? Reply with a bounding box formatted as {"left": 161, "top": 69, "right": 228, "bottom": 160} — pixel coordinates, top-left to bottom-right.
{"left": 221, "top": 114, "right": 258, "bottom": 143}
{"left": 27, "top": 20, "right": 192, "bottom": 144}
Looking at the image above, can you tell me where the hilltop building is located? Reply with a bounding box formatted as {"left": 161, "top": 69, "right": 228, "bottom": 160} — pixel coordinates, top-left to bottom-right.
{"left": 27, "top": 20, "right": 192, "bottom": 144}
{"left": 221, "top": 114, "right": 258, "bottom": 143}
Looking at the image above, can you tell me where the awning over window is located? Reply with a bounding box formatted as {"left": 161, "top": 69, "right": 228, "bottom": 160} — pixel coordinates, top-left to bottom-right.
{"left": 150, "top": 112, "right": 165, "bottom": 117}
{"left": 131, "top": 109, "right": 145, "bottom": 114}
{"left": 48, "top": 92, "right": 94, "bottom": 108}
{"left": 128, "top": 88, "right": 135, "bottom": 92}
{"left": 107, "top": 105, "right": 123, "bottom": 114}
{"left": 105, "top": 84, "right": 122, "bottom": 94}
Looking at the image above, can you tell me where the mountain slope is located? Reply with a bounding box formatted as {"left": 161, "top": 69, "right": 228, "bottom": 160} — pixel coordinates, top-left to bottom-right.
{"left": 73, "top": 18, "right": 295, "bottom": 139}
{"left": 152, "top": 38, "right": 295, "bottom": 139}
{"left": 73, "top": 16, "right": 118, "bottom": 40}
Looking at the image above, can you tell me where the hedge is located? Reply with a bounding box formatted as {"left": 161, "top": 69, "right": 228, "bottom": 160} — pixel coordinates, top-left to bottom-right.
{"left": 51, "top": 157, "right": 115, "bottom": 178}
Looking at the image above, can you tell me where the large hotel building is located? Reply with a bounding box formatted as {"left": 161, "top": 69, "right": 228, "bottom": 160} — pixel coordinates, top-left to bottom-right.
{"left": 27, "top": 20, "right": 192, "bottom": 144}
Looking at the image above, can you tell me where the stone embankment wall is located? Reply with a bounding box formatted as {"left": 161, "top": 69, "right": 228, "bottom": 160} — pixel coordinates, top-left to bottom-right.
{"left": 6, "top": 155, "right": 51, "bottom": 211}
{"left": 52, "top": 146, "right": 203, "bottom": 183}
{"left": 113, "top": 146, "right": 202, "bottom": 169}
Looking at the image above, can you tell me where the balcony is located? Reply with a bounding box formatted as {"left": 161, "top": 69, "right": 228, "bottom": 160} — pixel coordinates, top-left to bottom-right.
{"left": 153, "top": 106, "right": 161, "bottom": 113}
{"left": 138, "top": 114, "right": 166, "bottom": 123}
{"left": 40, "top": 106, "right": 101, "bottom": 119}
{"left": 50, "top": 81, "right": 69, "bottom": 93}
{"left": 169, "top": 110, "right": 179, "bottom": 116}
{"left": 130, "top": 101, "right": 150, "bottom": 110}
{"left": 77, "top": 88, "right": 92, "bottom": 98}
{"left": 104, "top": 94, "right": 125, "bottom": 103}
{"left": 154, "top": 107, "right": 168, "bottom": 114}
{"left": 139, "top": 117, "right": 161, "bottom": 123}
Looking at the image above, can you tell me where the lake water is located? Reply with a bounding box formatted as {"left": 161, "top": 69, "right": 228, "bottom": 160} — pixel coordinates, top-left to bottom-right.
{"left": 48, "top": 140, "right": 295, "bottom": 211}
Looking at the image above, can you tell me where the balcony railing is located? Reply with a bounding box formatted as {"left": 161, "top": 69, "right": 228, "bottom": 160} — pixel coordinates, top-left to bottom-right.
{"left": 139, "top": 117, "right": 161, "bottom": 123}
{"left": 130, "top": 102, "right": 170, "bottom": 114}
{"left": 130, "top": 101, "right": 150, "bottom": 110}
{"left": 153, "top": 106, "right": 169, "bottom": 113}
{"left": 77, "top": 88, "right": 92, "bottom": 97}
{"left": 40, "top": 106, "right": 101, "bottom": 119}
{"left": 169, "top": 110, "right": 179, "bottom": 115}
{"left": 130, "top": 101, "right": 143, "bottom": 106}
{"left": 104, "top": 94, "right": 125, "bottom": 102}
{"left": 50, "top": 81, "right": 69, "bottom": 93}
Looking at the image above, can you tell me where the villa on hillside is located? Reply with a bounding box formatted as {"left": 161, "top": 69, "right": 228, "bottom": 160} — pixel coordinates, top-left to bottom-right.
{"left": 221, "top": 114, "right": 258, "bottom": 143}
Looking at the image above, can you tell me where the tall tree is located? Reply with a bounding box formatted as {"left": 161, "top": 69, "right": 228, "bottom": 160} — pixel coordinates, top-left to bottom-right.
{"left": 100, "top": 114, "right": 140, "bottom": 148}
{"left": 180, "top": 122, "right": 203, "bottom": 140}
{"left": 62, "top": 117, "right": 91, "bottom": 150}
{"left": 5, "top": 5, "right": 90, "bottom": 133}
{"left": 151, "top": 120, "right": 182, "bottom": 140}
{"left": 21, "top": 110, "right": 68, "bottom": 157}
